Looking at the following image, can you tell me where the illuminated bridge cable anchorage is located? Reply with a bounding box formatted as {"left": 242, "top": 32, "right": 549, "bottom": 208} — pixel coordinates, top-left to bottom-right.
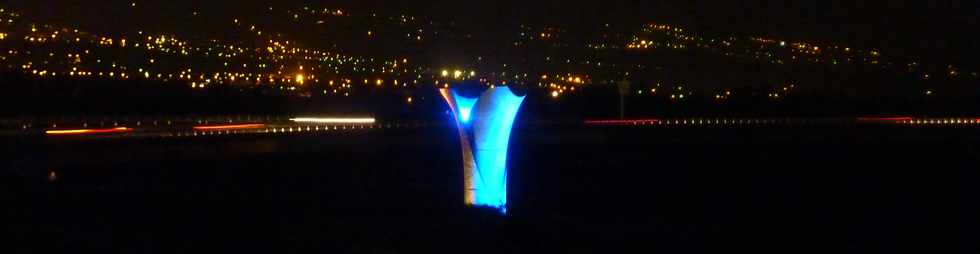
{"left": 440, "top": 86, "right": 526, "bottom": 214}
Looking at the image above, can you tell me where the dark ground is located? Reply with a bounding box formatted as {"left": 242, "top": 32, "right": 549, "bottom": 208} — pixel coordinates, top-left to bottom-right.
{"left": 2, "top": 124, "right": 979, "bottom": 253}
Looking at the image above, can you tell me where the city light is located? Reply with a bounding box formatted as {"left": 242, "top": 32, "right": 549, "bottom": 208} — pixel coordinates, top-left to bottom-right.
{"left": 0, "top": 3, "right": 972, "bottom": 110}
{"left": 0, "top": 6, "right": 444, "bottom": 97}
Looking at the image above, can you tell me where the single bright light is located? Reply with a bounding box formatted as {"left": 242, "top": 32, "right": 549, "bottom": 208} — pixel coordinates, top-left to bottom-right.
{"left": 290, "top": 117, "right": 375, "bottom": 123}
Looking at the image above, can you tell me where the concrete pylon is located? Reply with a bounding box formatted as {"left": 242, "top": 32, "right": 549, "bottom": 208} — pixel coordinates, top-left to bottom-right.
{"left": 440, "top": 86, "right": 526, "bottom": 213}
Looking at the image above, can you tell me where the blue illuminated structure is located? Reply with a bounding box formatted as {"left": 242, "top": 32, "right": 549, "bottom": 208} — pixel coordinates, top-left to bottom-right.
{"left": 450, "top": 90, "right": 478, "bottom": 123}
{"left": 440, "top": 86, "right": 526, "bottom": 213}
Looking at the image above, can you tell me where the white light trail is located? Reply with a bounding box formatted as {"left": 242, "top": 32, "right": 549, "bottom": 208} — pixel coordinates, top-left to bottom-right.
{"left": 289, "top": 117, "right": 376, "bottom": 124}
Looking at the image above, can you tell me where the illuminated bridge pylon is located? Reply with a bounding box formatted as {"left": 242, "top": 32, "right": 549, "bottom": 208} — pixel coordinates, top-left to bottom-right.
{"left": 440, "top": 86, "right": 526, "bottom": 214}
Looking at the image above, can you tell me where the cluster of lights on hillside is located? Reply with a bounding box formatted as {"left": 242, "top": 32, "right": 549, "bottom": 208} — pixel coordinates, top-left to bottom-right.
{"left": 0, "top": 3, "right": 974, "bottom": 104}
{"left": 621, "top": 23, "right": 978, "bottom": 82}
{"left": 0, "top": 5, "right": 458, "bottom": 99}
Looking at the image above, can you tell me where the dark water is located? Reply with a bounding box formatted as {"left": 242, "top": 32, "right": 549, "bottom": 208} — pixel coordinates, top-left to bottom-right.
{"left": 3, "top": 125, "right": 978, "bottom": 253}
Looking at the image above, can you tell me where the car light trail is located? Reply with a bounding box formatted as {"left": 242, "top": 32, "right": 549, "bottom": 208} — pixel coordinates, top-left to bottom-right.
{"left": 289, "top": 117, "right": 376, "bottom": 123}
{"left": 585, "top": 119, "right": 662, "bottom": 125}
{"left": 45, "top": 127, "right": 133, "bottom": 135}
{"left": 193, "top": 124, "right": 265, "bottom": 130}
{"left": 856, "top": 117, "right": 913, "bottom": 122}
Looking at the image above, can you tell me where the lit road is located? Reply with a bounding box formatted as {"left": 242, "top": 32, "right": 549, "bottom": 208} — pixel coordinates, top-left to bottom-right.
{"left": 0, "top": 116, "right": 397, "bottom": 139}
{"left": 3, "top": 115, "right": 979, "bottom": 139}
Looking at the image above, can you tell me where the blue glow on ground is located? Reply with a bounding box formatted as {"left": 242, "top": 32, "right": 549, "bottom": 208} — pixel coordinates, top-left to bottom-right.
{"left": 452, "top": 91, "right": 478, "bottom": 123}
{"left": 470, "top": 87, "right": 525, "bottom": 213}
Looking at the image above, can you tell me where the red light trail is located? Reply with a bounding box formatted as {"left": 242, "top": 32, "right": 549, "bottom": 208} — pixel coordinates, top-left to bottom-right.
{"left": 45, "top": 127, "right": 133, "bottom": 135}
{"left": 856, "top": 117, "right": 913, "bottom": 122}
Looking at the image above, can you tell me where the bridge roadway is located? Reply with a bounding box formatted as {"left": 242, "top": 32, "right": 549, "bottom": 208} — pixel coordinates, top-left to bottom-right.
{"left": 2, "top": 115, "right": 979, "bottom": 139}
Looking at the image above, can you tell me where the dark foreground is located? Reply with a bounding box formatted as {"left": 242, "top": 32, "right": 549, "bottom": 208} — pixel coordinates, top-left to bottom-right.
{"left": 3, "top": 124, "right": 978, "bottom": 253}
